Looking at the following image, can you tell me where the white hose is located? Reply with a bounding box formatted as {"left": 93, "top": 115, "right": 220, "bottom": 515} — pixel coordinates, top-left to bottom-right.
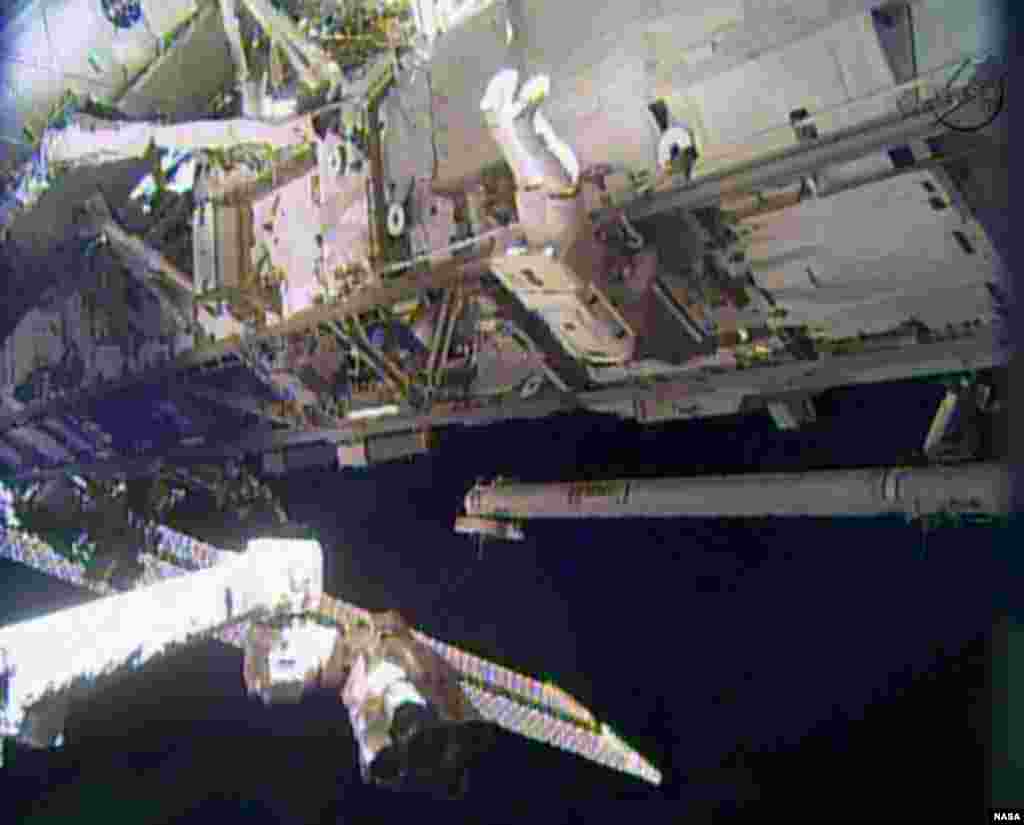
{"left": 45, "top": 116, "right": 307, "bottom": 167}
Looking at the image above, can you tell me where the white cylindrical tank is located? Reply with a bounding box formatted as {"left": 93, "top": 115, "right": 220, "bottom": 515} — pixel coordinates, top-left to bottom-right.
{"left": 463, "top": 462, "right": 1009, "bottom": 520}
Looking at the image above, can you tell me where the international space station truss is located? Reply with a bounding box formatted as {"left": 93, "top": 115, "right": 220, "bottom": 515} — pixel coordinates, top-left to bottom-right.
{"left": 0, "top": 518, "right": 661, "bottom": 786}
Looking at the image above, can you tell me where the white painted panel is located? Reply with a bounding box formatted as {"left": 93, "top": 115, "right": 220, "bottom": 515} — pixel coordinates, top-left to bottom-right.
{"left": 0, "top": 538, "right": 323, "bottom": 736}
{"left": 778, "top": 280, "right": 993, "bottom": 338}
{"left": 674, "top": 13, "right": 895, "bottom": 174}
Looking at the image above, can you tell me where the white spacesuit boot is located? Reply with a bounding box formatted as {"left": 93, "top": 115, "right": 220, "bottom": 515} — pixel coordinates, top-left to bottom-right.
{"left": 480, "top": 68, "right": 522, "bottom": 125}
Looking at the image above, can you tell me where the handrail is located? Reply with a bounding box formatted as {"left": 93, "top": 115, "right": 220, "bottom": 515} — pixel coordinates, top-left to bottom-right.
{"left": 593, "top": 53, "right": 994, "bottom": 214}
{"left": 685, "top": 55, "right": 986, "bottom": 176}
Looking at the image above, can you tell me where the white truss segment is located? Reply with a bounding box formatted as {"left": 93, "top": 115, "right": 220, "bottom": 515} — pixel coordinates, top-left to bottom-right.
{"left": 0, "top": 538, "right": 322, "bottom": 738}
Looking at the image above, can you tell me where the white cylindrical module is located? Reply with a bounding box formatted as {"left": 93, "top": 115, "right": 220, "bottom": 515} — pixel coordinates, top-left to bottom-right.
{"left": 464, "top": 463, "right": 1009, "bottom": 520}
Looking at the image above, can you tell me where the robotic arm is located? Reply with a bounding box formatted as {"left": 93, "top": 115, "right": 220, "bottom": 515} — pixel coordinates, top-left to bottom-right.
{"left": 242, "top": 608, "right": 491, "bottom": 797}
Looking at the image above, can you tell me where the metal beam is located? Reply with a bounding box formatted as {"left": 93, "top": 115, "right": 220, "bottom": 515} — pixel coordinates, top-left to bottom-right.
{"left": 0, "top": 246, "right": 496, "bottom": 437}
{"left": 366, "top": 96, "right": 390, "bottom": 266}
{"left": 426, "top": 289, "right": 453, "bottom": 386}
{"left": 3, "top": 326, "right": 1000, "bottom": 483}
{"left": 434, "top": 290, "right": 465, "bottom": 391}
{"left": 45, "top": 115, "right": 306, "bottom": 170}
{"left": 198, "top": 143, "right": 318, "bottom": 206}
{"left": 727, "top": 142, "right": 991, "bottom": 223}
{"left": 180, "top": 384, "right": 293, "bottom": 427}
{"left": 329, "top": 319, "right": 404, "bottom": 399}
{"left": 219, "top": 0, "right": 250, "bottom": 90}
{"left": 237, "top": 0, "right": 341, "bottom": 92}
{"left": 82, "top": 193, "right": 195, "bottom": 335}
